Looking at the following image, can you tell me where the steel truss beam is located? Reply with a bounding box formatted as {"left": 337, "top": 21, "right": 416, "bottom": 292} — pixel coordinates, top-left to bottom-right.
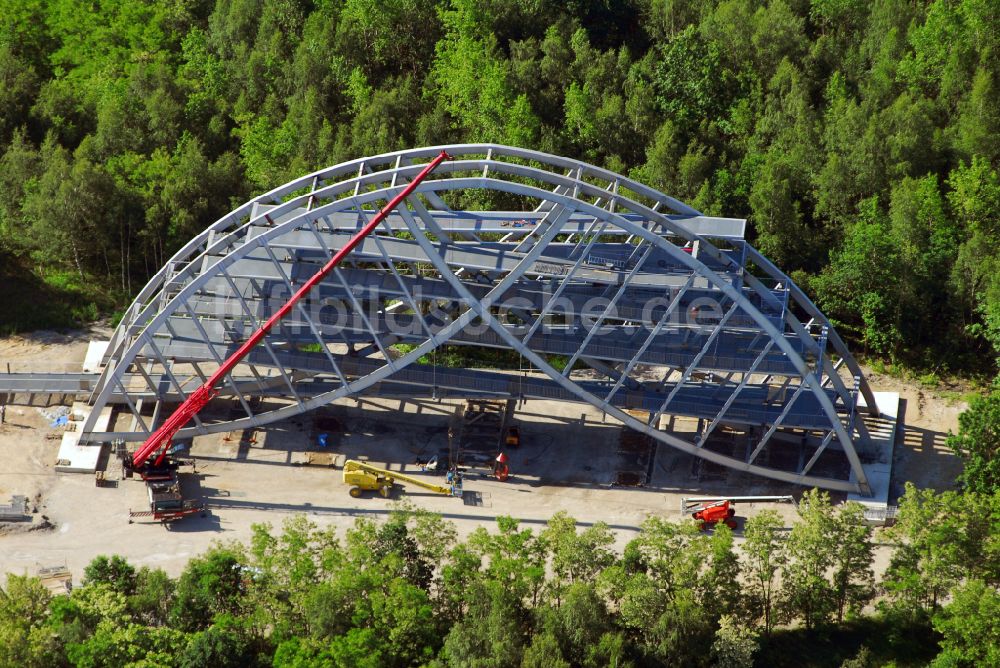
{"left": 79, "top": 145, "right": 873, "bottom": 495}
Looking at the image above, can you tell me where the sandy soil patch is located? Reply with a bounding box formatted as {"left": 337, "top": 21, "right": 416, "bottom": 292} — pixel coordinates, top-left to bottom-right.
{"left": 0, "top": 330, "right": 974, "bottom": 583}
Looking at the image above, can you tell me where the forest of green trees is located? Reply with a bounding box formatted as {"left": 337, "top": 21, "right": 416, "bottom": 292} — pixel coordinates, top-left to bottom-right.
{"left": 2, "top": 2, "right": 1000, "bottom": 666}
{"left": 1, "top": 486, "right": 998, "bottom": 668}
{"left": 0, "top": 0, "right": 999, "bottom": 376}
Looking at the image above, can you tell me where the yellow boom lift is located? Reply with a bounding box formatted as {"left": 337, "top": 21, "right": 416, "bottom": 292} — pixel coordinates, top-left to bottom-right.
{"left": 342, "top": 460, "right": 463, "bottom": 498}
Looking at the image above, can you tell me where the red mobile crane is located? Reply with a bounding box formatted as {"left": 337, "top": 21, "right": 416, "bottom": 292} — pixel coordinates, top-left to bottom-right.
{"left": 126, "top": 151, "right": 452, "bottom": 487}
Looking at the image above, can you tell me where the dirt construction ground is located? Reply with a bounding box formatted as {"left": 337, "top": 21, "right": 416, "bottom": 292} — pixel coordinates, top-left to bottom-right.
{"left": 0, "top": 327, "right": 969, "bottom": 582}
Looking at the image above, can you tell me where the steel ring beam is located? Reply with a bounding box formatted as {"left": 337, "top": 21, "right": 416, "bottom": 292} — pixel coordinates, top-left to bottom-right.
{"left": 82, "top": 145, "right": 874, "bottom": 495}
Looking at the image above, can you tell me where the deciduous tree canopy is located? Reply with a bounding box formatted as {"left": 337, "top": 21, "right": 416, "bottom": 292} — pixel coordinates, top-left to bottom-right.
{"left": 2, "top": 491, "right": 997, "bottom": 667}
{"left": 0, "top": 0, "right": 998, "bottom": 378}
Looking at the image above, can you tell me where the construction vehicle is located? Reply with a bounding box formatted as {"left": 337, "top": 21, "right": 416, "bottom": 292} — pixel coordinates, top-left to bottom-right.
{"left": 343, "top": 459, "right": 463, "bottom": 498}
{"left": 129, "top": 467, "right": 205, "bottom": 523}
{"left": 116, "top": 152, "right": 451, "bottom": 522}
{"left": 688, "top": 499, "right": 738, "bottom": 530}
{"left": 127, "top": 151, "right": 451, "bottom": 476}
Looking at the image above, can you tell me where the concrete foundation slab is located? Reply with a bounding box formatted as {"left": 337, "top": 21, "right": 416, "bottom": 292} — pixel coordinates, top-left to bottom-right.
{"left": 55, "top": 404, "right": 112, "bottom": 473}
{"left": 82, "top": 340, "right": 110, "bottom": 373}
{"left": 848, "top": 391, "right": 900, "bottom": 523}
{"left": 55, "top": 431, "right": 102, "bottom": 473}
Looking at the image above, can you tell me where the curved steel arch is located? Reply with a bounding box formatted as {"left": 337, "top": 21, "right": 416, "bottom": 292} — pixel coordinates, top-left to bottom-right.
{"left": 83, "top": 145, "right": 876, "bottom": 494}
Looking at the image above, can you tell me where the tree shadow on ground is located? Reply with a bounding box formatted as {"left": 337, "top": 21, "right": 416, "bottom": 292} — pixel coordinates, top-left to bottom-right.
{"left": 890, "top": 398, "right": 964, "bottom": 502}
{"left": 757, "top": 616, "right": 940, "bottom": 667}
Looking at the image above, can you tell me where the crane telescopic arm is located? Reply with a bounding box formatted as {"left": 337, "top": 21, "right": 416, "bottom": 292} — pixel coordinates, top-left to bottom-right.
{"left": 131, "top": 150, "right": 453, "bottom": 469}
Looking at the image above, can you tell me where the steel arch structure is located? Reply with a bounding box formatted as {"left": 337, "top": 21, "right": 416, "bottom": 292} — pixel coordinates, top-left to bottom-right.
{"left": 80, "top": 145, "right": 878, "bottom": 494}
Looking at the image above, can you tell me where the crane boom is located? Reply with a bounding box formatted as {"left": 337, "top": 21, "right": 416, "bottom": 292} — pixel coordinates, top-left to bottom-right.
{"left": 131, "top": 150, "right": 453, "bottom": 470}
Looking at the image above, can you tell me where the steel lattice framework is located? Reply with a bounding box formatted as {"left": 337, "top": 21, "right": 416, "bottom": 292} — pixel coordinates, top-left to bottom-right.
{"left": 80, "top": 145, "right": 878, "bottom": 494}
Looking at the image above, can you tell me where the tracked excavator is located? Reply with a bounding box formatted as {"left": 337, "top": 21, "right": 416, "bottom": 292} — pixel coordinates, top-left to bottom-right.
{"left": 343, "top": 460, "right": 463, "bottom": 498}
